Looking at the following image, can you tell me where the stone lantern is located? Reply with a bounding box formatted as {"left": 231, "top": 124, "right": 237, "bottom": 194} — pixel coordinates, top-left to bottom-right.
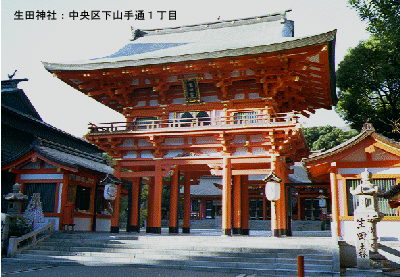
{"left": 350, "top": 169, "right": 388, "bottom": 269}
{"left": 3, "top": 184, "right": 28, "bottom": 217}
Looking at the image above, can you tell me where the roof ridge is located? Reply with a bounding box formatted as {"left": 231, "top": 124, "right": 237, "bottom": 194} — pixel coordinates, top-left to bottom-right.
{"left": 34, "top": 138, "right": 106, "bottom": 163}
{"left": 137, "top": 10, "right": 290, "bottom": 37}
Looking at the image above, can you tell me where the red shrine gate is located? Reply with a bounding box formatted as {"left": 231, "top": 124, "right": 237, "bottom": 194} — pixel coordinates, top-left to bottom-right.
{"left": 43, "top": 11, "right": 337, "bottom": 235}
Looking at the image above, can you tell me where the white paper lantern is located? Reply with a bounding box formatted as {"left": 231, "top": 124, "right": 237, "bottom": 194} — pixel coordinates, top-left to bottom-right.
{"left": 104, "top": 183, "right": 118, "bottom": 200}
{"left": 265, "top": 182, "right": 281, "bottom": 201}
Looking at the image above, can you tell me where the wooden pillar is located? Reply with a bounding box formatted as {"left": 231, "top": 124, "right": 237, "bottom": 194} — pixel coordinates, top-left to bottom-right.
{"left": 169, "top": 170, "right": 179, "bottom": 233}
{"left": 271, "top": 155, "right": 281, "bottom": 237}
{"left": 146, "top": 177, "right": 155, "bottom": 233}
{"left": 129, "top": 177, "right": 141, "bottom": 232}
{"left": 232, "top": 175, "right": 242, "bottom": 235}
{"left": 111, "top": 163, "right": 122, "bottom": 233}
{"left": 182, "top": 172, "right": 191, "bottom": 233}
{"left": 330, "top": 162, "right": 341, "bottom": 238}
{"left": 222, "top": 156, "right": 232, "bottom": 236}
{"left": 241, "top": 175, "right": 250, "bottom": 235}
{"left": 279, "top": 158, "right": 289, "bottom": 236}
{"left": 152, "top": 160, "right": 163, "bottom": 234}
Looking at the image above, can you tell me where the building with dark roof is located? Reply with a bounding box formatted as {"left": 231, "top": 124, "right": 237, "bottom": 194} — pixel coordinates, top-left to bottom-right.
{"left": 1, "top": 78, "right": 119, "bottom": 232}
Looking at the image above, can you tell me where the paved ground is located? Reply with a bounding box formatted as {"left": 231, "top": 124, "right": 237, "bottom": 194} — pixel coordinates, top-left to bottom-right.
{"left": 1, "top": 262, "right": 252, "bottom": 277}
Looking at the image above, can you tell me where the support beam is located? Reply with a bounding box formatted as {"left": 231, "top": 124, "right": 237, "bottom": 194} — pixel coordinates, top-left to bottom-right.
{"left": 222, "top": 157, "right": 232, "bottom": 236}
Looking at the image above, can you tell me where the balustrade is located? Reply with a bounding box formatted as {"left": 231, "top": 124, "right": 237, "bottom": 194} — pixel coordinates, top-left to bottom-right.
{"left": 88, "top": 112, "right": 299, "bottom": 134}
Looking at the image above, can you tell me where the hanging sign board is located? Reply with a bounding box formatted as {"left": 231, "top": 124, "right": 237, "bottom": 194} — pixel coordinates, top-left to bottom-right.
{"left": 182, "top": 78, "right": 201, "bottom": 104}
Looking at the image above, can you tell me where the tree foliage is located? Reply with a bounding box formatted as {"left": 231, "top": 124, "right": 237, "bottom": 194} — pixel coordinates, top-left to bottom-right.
{"left": 302, "top": 126, "right": 359, "bottom": 151}
{"left": 335, "top": 1, "right": 400, "bottom": 140}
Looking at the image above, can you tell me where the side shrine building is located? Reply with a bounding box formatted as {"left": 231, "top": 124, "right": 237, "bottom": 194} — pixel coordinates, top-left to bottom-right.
{"left": 43, "top": 11, "right": 337, "bottom": 235}
{"left": 1, "top": 78, "right": 119, "bottom": 232}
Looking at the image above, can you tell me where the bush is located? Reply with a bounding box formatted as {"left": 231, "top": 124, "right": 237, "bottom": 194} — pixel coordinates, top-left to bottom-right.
{"left": 9, "top": 217, "right": 32, "bottom": 237}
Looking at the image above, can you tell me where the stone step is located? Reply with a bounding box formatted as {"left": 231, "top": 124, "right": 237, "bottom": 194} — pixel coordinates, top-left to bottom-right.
{"left": 15, "top": 232, "right": 337, "bottom": 276}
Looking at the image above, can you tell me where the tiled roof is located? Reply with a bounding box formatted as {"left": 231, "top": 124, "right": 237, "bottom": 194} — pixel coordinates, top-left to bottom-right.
{"left": 181, "top": 176, "right": 222, "bottom": 197}
{"left": 303, "top": 124, "right": 400, "bottom": 164}
{"left": 1, "top": 78, "right": 112, "bottom": 174}
{"left": 42, "top": 11, "right": 336, "bottom": 72}
{"left": 33, "top": 138, "right": 113, "bottom": 174}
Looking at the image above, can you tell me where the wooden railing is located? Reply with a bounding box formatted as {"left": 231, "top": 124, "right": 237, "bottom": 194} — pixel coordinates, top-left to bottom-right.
{"left": 7, "top": 220, "right": 55, "bottom": 257}
{"left": 88, "top": 112, "right": 299, "bottom": 134}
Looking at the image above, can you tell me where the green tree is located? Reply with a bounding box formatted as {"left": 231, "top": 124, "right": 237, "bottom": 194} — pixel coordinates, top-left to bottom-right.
{"left": 335, "top": 1, "right": 400, "bottom": 140}
{"left": 302, "top": 126, "right": 359, "bottom": 151}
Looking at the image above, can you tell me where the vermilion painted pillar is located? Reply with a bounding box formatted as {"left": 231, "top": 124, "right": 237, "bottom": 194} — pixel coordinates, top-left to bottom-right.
{"left": 330, "top": 163, "right": 341, "bottom": 239}
{"left": 222, "top": 157, "right": 232, "bottom": 236}
{"left": 152, "top": 160, "right": 163, "bottom": 234}
{"left": 146, "top": 177, "right": 155, "bottom": 233}
{"left": 111, "top": 163, "right": 122, "bottom": 233}
{"left": 182, "top": 172, "right": 191, "bottom": 233}
{"left": 129, "top": 177, "right": 140, "bottom": 233}
{"left": 232, "top": 175, "right": 242, "bottom": 235}
{"left": 169, "top": 170, "right": 179, "bottom": 233}
{"left": 271, "top": 155, "right": 281, "bottom": 237}
{"left": 241, "top": 175, "right": 250, "bottom": 235}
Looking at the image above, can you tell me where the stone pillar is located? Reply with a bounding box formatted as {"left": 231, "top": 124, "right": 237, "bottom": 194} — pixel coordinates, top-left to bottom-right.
{"left": 222, "top": 156, "right": 232, "bottom": 236}
{"left": 169, "top": 170, "right": 179, "bottom": 233}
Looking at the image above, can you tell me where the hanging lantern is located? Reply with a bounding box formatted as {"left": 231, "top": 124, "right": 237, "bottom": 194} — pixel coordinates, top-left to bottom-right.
{"left": 101, "top": 175, "right": 122, "bottom": 201}
{"left": 104, "top": 183, "right": 118, "bottom": 200}
{"left": 265, "top": 182, "right": 281, "bottom": 201}
{"left": 264, "top": 172, "right": 282, "bottom": 201}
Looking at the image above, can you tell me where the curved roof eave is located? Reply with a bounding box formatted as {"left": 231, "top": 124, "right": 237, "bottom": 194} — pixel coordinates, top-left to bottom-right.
{"left": 43, "top": 30, "right": 337, "bottom": 72}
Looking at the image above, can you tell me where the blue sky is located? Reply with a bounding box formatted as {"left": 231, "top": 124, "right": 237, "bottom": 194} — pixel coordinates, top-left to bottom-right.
{"left": 2, "top": 0, "right": 370, "bottom": 137}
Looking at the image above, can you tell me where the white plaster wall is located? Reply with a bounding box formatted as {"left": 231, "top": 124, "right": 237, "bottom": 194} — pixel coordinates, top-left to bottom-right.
{"left": 201, "top": 95, "right": 219, "bottom": 102}
{"left": 196, "top": 136, "right": 217, "bottom": 144}
{"left": 164, "top": 149, "right": 184, "bottom": 158}
{"left": 248, "top": 93, "right": 260, "bottom": 99}
{"left": 140, "top": 151, "right": 154, "bottom": 158}
{"left": 162, "top": 137, "right": 184, "bottom": 145}
{"left": 138, "top": 139, "right": 152, "bottom": 146}
{"left": 233, "top": 135, "right": 246, "bottom": 144}
{"left": 123, "top": 151, "right": 137, "bottom": 158}
{"left": 234, "top": 93, "right": 245, "bottom": 100}
{"left": 121, "top": 139, "right": 135, "bottom": 147}
{"left": 200, "top": 149, "right": 219, "bottom": 156}
{"left": 252, "top": 147, "right": 265, "bottom": 155}
{"left": 73, "top": 217, "right": 92, "bottom": 231}
{"left": 95, "top": 218, "right": 111, "bottom": 232}
{"left": 232, "top": 147, "right": 249, "bottom": 156}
